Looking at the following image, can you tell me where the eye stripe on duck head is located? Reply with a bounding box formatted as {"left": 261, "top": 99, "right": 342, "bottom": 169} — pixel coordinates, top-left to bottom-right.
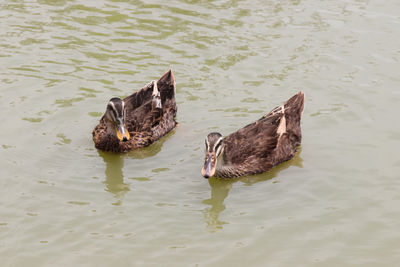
{"left": 108, "top": 98, "right": 124, "bottom": 119}
{"left": 214, "top": 137, "right": 223, "bottom": 156}
{"left": 205, "top": 132, "right": 223, "bottom": 153}
{"left": 107, "top": 102, "right": 116, "bottom": 120}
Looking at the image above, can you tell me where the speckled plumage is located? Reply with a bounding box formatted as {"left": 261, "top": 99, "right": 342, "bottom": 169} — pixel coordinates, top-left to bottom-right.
{"left": 206, "top": 92, "right": 305, "bottom": 178}
{"left": 92, "top": 70, "right": 177, "bottom": 152}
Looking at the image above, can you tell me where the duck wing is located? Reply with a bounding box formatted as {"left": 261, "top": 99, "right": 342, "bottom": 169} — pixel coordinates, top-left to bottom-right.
{"left": 223, "top": 112, "right": 283, "bottom": 166}
{"left": 151, "top": 70, "right": 177, "bottom": 138}
{"left": 223, "top": 92, "right": 305, "bottom": 171}
{"left": 157, "top": 69, "right": 176, "bottom": 109}
{"left": 124, "top": 70, "right": 177, "bottom": 132}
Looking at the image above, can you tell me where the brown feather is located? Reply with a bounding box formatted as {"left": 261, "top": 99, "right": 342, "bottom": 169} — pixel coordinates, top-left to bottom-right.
{"left": 92, "top": 70, "right": 177, "bottom": 152}
{"left": 214, "top": 92, "right": 305, "bottom": 178}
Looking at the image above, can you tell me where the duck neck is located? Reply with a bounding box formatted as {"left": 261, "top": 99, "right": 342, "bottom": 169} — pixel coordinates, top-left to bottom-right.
{"left": 214, "top": 147, "right": 240, "bottom": 178}
{"left": 214, "top": 145, "right": 248, "bottom": 178}
{"left": 215, "top": 166, "right": 243, "bottom": 178}
{"left": 106, "top": 120, "right": 117, "bottom": 139}
{"left": 101, "top": 120, "right": 121, "bottom": 151}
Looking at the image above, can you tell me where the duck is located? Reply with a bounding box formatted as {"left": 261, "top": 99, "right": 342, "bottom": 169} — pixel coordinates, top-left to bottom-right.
{"left": 92, "top": 70, "right": 177, "bottom": 152}
{"left": 201, "top": 92, "right": 305, "bottom": 178}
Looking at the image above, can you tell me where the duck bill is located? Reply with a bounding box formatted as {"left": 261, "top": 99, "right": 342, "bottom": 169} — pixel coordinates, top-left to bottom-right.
{"left": 115, "top": 121, "right": 130, "bottom": 142}
{"left": 201, "top": 153, "right": 216, "bottom": 179}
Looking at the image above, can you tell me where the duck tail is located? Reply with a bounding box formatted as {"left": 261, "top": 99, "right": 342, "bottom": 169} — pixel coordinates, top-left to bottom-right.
{"left": 157, "top": 69, "right": 176, "bottom": 101}
{"left": 284, "top": 91, "right": 305, "bottom": 116}
{"left": 283, "top": 91, "right": 305, "bottom": 144}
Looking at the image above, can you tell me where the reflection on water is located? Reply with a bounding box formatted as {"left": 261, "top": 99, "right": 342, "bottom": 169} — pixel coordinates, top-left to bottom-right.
{"left": 98, "top": 151, "right": 130, "bottom": 205}
{"left": 202, "top": 178, "right": 231, "bottom": 232}
{"left": 203, "top": 150, "right": 303, "bottom": 231}
{"left": 97, "top": 131, "right": 174, "bottom": 204}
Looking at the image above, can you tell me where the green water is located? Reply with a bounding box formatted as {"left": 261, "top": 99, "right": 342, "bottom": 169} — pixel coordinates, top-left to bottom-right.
{"left": 1, "top": 0, "right": 400, "bottom": 266}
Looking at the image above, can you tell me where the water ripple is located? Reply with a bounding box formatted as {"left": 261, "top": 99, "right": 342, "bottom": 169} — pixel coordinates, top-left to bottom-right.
{"left": 1, "top": 0, "right": 400, "bottom": 266}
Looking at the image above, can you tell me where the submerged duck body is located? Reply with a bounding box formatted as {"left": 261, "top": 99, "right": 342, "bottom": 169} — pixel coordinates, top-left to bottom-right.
{"left": 92, "top": 70, "right": 177, "bottom": 153}
{"left": 202, "top": 92, "right": 305, "bottom": 178}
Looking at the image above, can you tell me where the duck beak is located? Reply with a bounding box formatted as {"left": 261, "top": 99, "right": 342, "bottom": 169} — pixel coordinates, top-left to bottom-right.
{"left": 115, "top": 118, "right": 130, "bottom": 142}
{"left": 201, "top": 153, "right": 216, "bottom": 179}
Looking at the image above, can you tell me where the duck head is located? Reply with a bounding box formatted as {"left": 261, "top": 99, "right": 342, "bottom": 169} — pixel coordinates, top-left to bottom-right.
{"left": 104, "top": 97, "right": 130, "bottom": 142}
{"left": 201, "top": 132, "right": 224, "bottom": 178}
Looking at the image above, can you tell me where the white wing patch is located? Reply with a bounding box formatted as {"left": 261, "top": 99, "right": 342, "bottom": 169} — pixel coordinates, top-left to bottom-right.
{"left": 152, "top": 80, "right": 159, "bottom": 96}
{"left": 276, "top": 105, "right": 286, "bottom": 136}
{"left": 155, "top": 95, "right": 162, "bottom": 109}
{"left": 151, "top": 80, "right": 162, "bottom": 109}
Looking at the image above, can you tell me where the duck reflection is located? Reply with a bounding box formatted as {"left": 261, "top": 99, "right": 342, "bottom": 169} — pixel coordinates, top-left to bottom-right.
{"left": 98, "top": 151, "right": 130, "bottom": 203}
{"left": 202, "top": 150, "right": 303, "bottom": 231}
{"left": 202, "top": 178, "right": 232, "bottom": 232}
{"left": 97, "top": 131, "right": 174, "bottom": 203}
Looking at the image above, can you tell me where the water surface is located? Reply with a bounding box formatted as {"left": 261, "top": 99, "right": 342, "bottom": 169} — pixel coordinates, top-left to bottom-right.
{"left": 1, "top": 0, "right": 400, "bottom": 266}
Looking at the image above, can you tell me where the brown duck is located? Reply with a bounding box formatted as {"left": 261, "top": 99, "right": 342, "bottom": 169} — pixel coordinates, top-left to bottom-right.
{"left": 92, "top": 70, "right": 177, "bottom": 152}
{"left": 201, "top": 92, "right": 305, "bottom": 178}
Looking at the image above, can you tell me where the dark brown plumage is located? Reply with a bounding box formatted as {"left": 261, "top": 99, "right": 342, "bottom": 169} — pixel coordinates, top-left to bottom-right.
{"left": 201, "top": 92, "right": 305, "bottom": 178}
{"left": 92, "top": 70, "right": 177, "bottom": 152}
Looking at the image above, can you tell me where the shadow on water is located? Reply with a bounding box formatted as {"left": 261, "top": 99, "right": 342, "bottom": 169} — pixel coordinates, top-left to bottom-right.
{"left": 97, "top": 130, "right": 175, "bottom": 204}
{"left": 202, "top": 149, "right": 303, "bottom": 232}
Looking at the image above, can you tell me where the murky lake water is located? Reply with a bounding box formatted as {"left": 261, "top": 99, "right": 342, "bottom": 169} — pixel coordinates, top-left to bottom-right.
{"left": 1, "top": 0, "right": 400, "bottom": 266}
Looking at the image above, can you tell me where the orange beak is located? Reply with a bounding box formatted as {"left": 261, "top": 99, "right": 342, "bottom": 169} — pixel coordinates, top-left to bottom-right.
{"left": 115, "top": 120, "right": 130, "bottom": 142}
